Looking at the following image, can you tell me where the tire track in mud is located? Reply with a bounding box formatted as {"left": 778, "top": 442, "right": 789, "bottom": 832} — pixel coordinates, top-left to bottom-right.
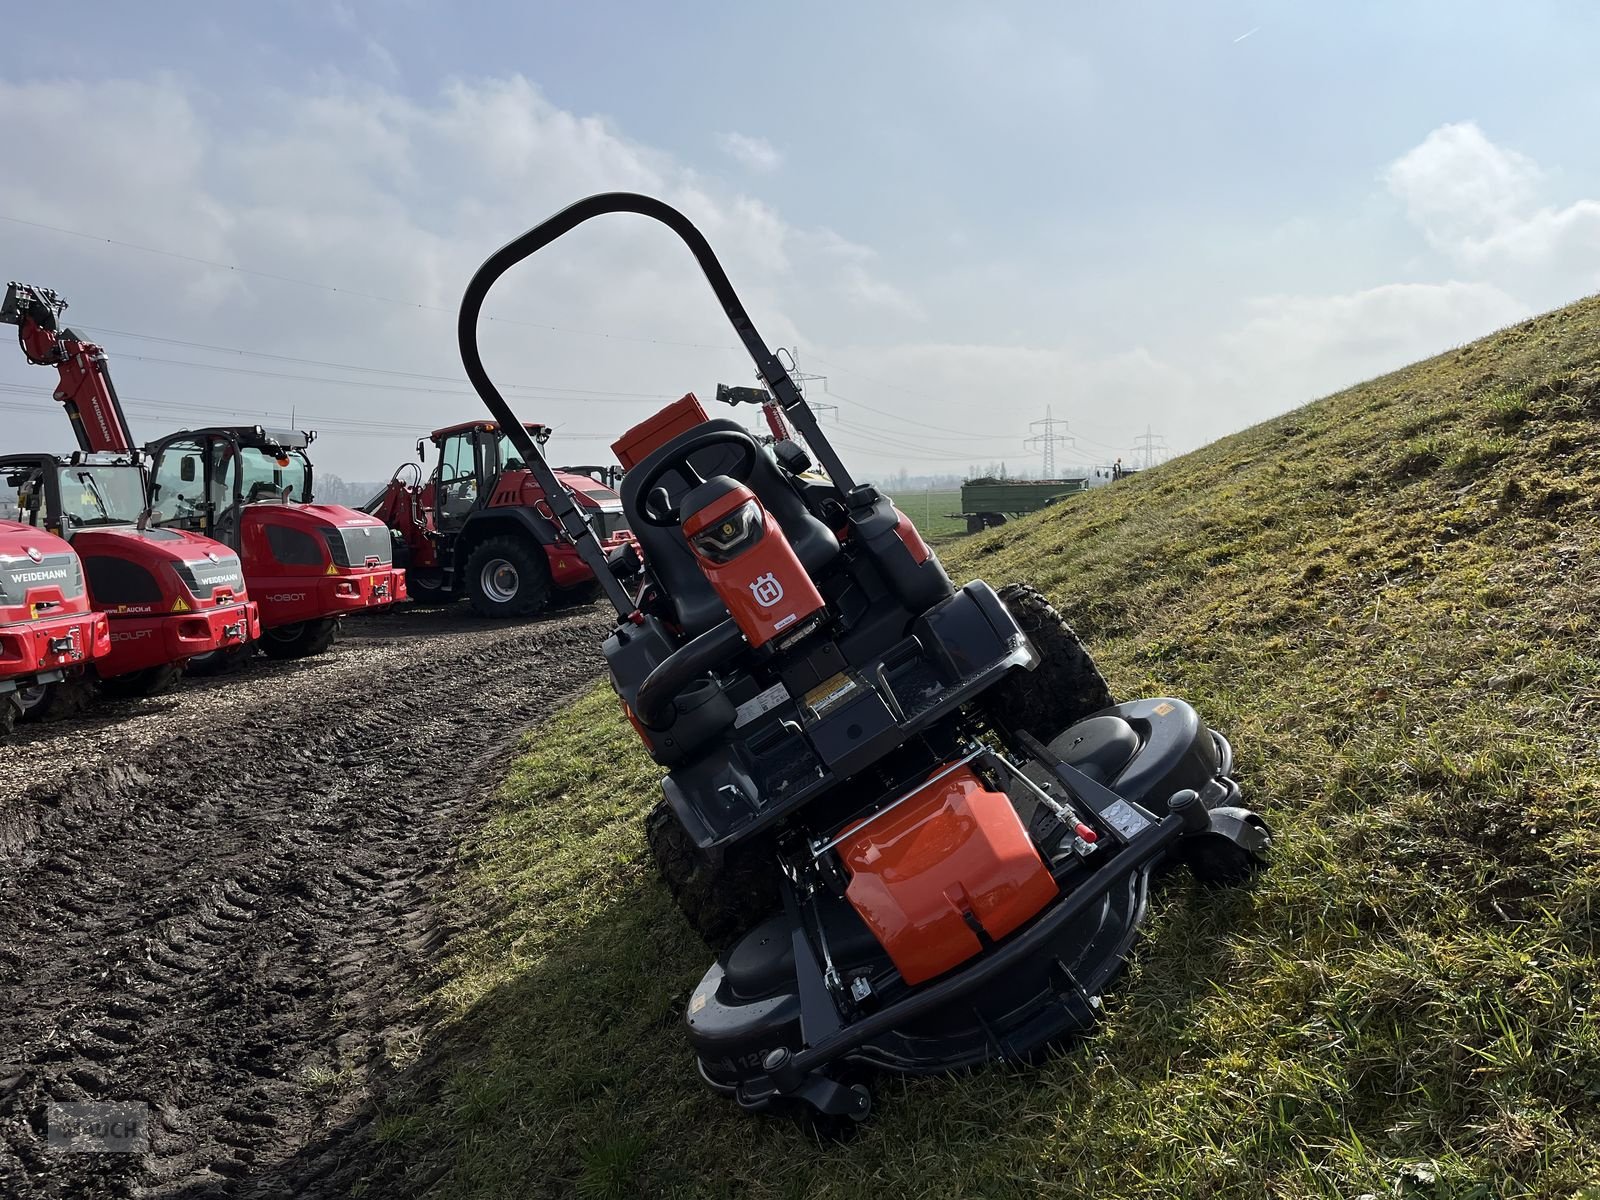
{"left": 0, "top": 606, "right": 609, "bottom": 1198}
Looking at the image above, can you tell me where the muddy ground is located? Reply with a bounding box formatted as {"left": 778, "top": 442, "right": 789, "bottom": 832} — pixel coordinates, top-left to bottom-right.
{"left": 0, "top": 604, "right": 608, "bottom": 1198}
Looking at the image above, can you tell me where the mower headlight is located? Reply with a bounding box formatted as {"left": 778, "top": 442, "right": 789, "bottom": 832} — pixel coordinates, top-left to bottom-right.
{"left": 689, "top": 499, "right": 765, "bottom": 564}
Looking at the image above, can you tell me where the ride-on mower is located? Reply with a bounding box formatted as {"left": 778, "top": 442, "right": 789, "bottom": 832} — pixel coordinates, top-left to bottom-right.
{"left": 458, "top": 194, "right": 1271, "bottom": 1125}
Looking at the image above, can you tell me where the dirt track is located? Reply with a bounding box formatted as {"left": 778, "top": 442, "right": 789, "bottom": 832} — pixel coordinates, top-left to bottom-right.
{"left": 0, "top": 604, "right": 608, "bottom": 1198}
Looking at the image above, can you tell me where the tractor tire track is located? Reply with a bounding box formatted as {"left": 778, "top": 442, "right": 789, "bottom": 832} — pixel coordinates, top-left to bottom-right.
{"left": 0, "top": 605, "right": 608, "bottom": 1198}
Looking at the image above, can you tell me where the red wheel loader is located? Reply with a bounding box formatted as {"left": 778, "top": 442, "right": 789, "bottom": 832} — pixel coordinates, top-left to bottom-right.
{"left": 4, "top": 283, "right": 261, "bottom": 709}
{"left": 141, "top": 425, "right": 403, "bottom": 658}
{"left": 367, "top": 420, "right": 632, "bottom": 617}
{"left": 2, "top": 451, "right": 260, "bottom": 706}
{"left": 5, "top": 282, "right": 403, "bottom": 663}
{"left": 0, "top": 517, "right": 110, "bottom": 738}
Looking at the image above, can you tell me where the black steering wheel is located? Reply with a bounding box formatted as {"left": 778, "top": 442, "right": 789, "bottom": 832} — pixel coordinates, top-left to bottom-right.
{"left": 631, "top": 428, "right": 760, "bottom": 528}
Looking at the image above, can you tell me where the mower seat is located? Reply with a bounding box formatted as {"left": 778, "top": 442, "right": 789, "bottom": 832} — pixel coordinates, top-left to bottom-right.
{"left": 621, "top": 420, "right": 840, "bottom": 636}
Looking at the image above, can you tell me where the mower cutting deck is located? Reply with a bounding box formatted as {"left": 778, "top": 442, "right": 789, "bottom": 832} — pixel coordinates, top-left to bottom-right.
{"left": 456, "top": 193, "right": 1271, "bottom": 1124}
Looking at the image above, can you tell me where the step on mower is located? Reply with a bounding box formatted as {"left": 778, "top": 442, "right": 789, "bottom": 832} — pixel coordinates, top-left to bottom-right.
{"left": 457, "top": 193, "right": 1272, "bottom": 1126}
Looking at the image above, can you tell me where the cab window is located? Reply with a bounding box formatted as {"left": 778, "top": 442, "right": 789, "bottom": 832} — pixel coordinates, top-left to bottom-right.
{"left": 149, "top": 438, "right": 209, "bottom": 532}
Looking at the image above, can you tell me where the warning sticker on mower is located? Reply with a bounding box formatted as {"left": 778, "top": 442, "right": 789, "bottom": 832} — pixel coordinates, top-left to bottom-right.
{"left": 1100, "top": 799, "right": 1152, "bottom": 839}
{"left": 733, "top": 683, "right": 789, "bottom": 728}
{"left": 804, "top": 672, "right": 860, "bottom": 719}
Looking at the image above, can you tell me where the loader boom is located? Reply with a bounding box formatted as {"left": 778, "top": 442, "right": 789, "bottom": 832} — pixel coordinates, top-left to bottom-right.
{"left": 1, "top": 282, "right": 136, "bottom": 455}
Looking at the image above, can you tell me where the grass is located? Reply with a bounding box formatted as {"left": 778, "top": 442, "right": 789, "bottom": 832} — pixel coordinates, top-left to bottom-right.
{"left": 361, "top": 298, "right": 1600, "bottom": 1198}
{"left": 883, "top": 486, "right": 967, "bottom": 539}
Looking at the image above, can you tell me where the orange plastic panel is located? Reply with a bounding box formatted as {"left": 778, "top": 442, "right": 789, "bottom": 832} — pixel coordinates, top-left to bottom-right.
{"left": 839, "top": 766, "right": 1058, "bottom": 985}
{"left": 682, "top": 485, "right": 824, "bottom": 647}
{"left": 611, "top": 393, "right": 710, "bottom": 469}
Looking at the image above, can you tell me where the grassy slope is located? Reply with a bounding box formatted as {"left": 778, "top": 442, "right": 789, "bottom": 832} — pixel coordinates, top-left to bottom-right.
{"left": 368, "top": 301, "right": 1600, "bottom": 1199}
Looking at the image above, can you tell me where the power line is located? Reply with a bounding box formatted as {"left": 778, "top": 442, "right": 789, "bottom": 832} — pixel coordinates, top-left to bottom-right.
{"left": 76, "top": 324, "right": 679, "bottom": 398}
{"left": 0, "top": 212, "right": 745, "bottom": 351}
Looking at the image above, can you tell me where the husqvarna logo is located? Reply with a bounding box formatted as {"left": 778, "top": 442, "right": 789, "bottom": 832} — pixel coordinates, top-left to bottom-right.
{"left": 749, "top": 573, "right": 784, "bottom": 608}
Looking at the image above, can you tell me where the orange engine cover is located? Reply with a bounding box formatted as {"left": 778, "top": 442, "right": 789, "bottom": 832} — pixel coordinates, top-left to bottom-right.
{"left": 839, "top": 766, "right": 1059, "bottom": 986}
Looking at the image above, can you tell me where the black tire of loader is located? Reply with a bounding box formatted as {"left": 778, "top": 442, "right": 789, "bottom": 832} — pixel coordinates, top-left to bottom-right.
{"left": 464, "top": 535, "right": 552, "bottom": 619}
{"left": 0, "top": 693, "right": 17, "bottom": 741}
{"left": 16, "top": 674, "right": 98, "bottom": 722}
{"left": 259, "top": 617, "right": 339, "bottom": 660}
{"left": 645, "top": 799, "right": 779, "bottom": 954}
{"left": 985, "top": 582, "right": 1115, "bottom": 740}
{"left": 404, "top": 568, "right": 458, "bottom": 607}
{"left": 185, "top": 643, "right": 256, "bottom": 677}
{"left": 99, "top": 663, "right": 184, "bottom": 699}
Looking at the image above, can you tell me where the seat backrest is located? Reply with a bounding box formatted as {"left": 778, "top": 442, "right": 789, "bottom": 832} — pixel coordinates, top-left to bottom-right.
{"left": 620, "top": 419, "right": 839, "bottom": 636}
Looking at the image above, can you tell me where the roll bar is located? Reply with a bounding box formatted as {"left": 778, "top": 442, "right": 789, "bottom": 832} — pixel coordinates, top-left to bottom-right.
{"left": 457, "top": 192, "right": 859, "bottom": 620}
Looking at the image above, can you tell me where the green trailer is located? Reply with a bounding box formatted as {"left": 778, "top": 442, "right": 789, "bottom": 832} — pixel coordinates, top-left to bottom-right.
{"left": 955, "top": 477, "right": 1087, "bottom": 533}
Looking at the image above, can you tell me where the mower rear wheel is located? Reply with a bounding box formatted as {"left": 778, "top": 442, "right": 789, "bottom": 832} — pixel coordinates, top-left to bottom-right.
{"left": 259, "top": 617, "right": 339, "bottom": 660}
{"left": 985, "top": 583, "right": 1114, "bottom": 740}
{"left": 465, "top": 536, "right": 552, "bottom": 619}
{"left": 645, "top": 799, "right": 779, "bottom": 953}
{"left": 99, "top": 663, "right": 183, "bottom": 699}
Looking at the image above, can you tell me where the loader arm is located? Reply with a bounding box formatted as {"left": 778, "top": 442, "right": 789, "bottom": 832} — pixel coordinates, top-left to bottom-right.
{"left": 1, "top": 282, "right": 136, "bottom": 455}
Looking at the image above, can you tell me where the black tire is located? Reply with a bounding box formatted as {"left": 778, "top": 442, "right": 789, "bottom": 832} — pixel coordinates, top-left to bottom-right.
{"left": 15, "top": 674, "right": 98, "bottom": 723}
{"left": 0, "top": 693, "right": 17, "bottom": 741}
{"left": 99, "top": 663, "right": 183, "bottom": 699}
{"left": 464, "top": 536, "right": 552, "bottom": 619}
{"left": 185, "top": 644, "right": 256, "bottom": 677}
{"left": 645, "top": 799, "right": 779, "bottom": 954}
{"left": 984, "top": 583, "right": 1115, "bottom": 740}
{"left": 404, "top": 567, "right": 457, "bottom": 607}
{"left": 258, "top": 617, "right": 339, "bottom": 660}
{"left": 549, "top": 579, "right": 601, "bottom": 610}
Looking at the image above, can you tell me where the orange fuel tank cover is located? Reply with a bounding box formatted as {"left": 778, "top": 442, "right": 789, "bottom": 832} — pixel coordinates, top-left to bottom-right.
{"left": 838, "top": 766, "right": 1059, "bottom": 986}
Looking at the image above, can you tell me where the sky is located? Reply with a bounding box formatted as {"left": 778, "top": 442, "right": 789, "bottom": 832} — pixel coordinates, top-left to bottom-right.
{"left": 4, "top": 2, "right": 1600, "bottom": 485}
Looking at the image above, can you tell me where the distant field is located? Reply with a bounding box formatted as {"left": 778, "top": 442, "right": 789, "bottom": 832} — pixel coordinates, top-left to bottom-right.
{"left": 882, "top": 487, "right": 967, "bottom": 539}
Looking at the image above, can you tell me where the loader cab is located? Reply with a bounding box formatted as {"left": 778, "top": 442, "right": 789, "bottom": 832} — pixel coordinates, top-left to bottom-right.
{"left": 146, "top": 427, "right": 312, "bottom": 548}
{"left": 1, "top": 453, "right": 147, "bottom": 540}
{"left": 427, "top": 420, "right": 551, "bottom": 533}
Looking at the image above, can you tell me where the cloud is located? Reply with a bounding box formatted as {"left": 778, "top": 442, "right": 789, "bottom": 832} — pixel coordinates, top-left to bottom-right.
{"left": 717, "top": 131, "right": 782, "bottom": 173}
{"left": 1385, "top": 121, "right": 1600, "bottom": 295}
{"left": 0, "top": 76, "right": 923, "bottom": 478}
{"left": 1221, "top": 280, "right": 1528, "bottom": 403}
{"left": 1384, "top": 121, "right": 1541, "bottom": 247}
